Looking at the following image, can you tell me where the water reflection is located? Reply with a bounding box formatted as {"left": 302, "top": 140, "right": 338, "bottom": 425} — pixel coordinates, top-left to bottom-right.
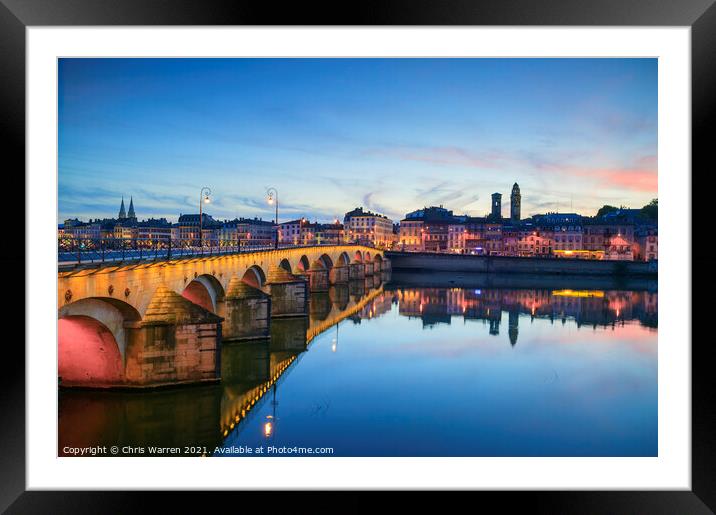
{"left": 58, "top": 275, "right": 657, "bottom": 457}
{"left": 393, "top": 287, "right": 658, "bottom": 344}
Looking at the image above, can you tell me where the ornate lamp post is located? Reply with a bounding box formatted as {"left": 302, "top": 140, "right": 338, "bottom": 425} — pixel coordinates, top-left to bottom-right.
{"left": 199, "top": 187, "right": 211, "bottom": 247}
{"left": 267, "top": 187, "right": 278, "bottom": 249}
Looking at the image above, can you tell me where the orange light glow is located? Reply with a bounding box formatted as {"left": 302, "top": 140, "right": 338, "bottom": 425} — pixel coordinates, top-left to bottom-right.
{"left": 552, "top": 289, "right": 605, "bottom": 298}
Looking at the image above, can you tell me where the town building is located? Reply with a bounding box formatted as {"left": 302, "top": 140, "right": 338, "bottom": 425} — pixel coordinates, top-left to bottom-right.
{"left": 501, "top": 224, "right": 521, "bottom": 256}
{"left": 137, "top": 218, "right": 173, "bottom": 242}
{"left": 541, "top": 219, "right": 583, "bottom": 257}
{"left": 69, "top": 221, "right": 103, "bottom": 240}
{"left": 400, "top": 206, "right": 459, "bottom": 253}
{"left": 278, "top": 219, "right": 305, "bottom": 245}
{"left": 219, "top": 217, "right": 276, "bottom": 247}
{"left": 176, "top": 213, "right": 221, "bottom": 244}
{"left": 343, "top": 207, "right": 394, "bottom": 247}
{"left": 399, "top": 218, "right": 424, "bottom": 251}
{"left": 604, "top": 234, "right": 634, "bottom": 261}
{"left": 313, "top": 221, "right": 345, "bottom": 245}
{"left": 462, "top": 217, "right": 489, "bottom": 254}
{"left": 582, "top": 220, "right": 635, "bottom": 257}
{"left": 448, "top": 223, "right": 466, "bottom": 253}
{"left": 634, "top": 226, "right": 658, "bottom": 261}
{"left": 113, "top": 224, "right": 137, "bottom": 240}
{"left": 516, "top": 229, "right": 552, "bottom": 256}
{"left": 277, "top": 218, "right": 343, "bottom": 245}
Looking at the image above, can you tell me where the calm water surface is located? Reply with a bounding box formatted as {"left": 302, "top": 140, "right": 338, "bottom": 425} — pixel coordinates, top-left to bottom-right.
{"left": 59, "top": 277, "right": 657, "bottom": 457}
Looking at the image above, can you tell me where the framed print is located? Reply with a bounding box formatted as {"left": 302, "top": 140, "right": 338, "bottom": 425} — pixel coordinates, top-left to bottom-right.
{"left": 3, "top": 0, "right": 714, "bottom": 512}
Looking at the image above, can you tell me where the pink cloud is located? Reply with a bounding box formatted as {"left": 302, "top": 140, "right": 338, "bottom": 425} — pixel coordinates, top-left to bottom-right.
{"left": 538, "top": 154, "right": 657, "bottom": 194}
{"left": 587, "top": 168, "right": 657, "bottom": 193}
{"left": 373, "top": 144, "right": 658, "bottom": 194}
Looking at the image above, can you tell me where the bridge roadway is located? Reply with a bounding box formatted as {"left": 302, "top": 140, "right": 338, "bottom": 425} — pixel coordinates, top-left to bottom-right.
{"left": 57, "top": 245, "right": 389, "bottom": 389}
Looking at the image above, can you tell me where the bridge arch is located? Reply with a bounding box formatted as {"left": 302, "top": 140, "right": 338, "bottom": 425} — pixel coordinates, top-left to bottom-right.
{"left": 242, "top": 265, "right": 267, "bottom": 289}
{"left": 319, "top": 254, "right": 334, "bottom": 270}
{"left": 58, "top": 297, "right": 141, "bottom": 386}
{"left": 58, "top": 297, "right": 141, "bottom": 363}
{"left": 278, "top": 258, "right": 292, "bottom": 274}
{"left": 373, "top": 254, "right": 383, "bottom": 263}
{"left": 182, "top": 274, "right": 225, "bottom": 313}
{"left": 365, "top": 251, "right": 372, "bottom": 262}
{"left": 354, "top": 250, "right": 363, "bottom": 262}
{"left": 337, "top": 252, "right": 350, "bottom": 266}
{"left": 297, "top": 255, "right": 310, "bottom": 273}
{"left": 58, "top": 316, "right": 124, "bottom": 386}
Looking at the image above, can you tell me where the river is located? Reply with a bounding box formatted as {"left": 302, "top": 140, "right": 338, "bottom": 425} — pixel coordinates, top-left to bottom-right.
{"left": 59, "top": 273, "right": 657, "bottom": 457}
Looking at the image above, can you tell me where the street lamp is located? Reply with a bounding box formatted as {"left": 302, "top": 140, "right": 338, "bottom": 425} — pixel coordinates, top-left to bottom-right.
{"left": 266, "top": 187, "right": 278, "bottom": 249}
{"left": 199, "top": 187, "right": 211, "bottom": 247}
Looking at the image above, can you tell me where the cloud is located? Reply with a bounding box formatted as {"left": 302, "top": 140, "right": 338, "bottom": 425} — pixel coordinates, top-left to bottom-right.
{"left": 375, "top": 145, "right": 516, "bottom": 171}
{"left": 361, "top": 191, "right": 401, "bottom": 221}
{"left": 539, "top": 154, "right": 658, "bottom": 194}
{"left": 411, "top": 181, "right": 482, "bottom": 213}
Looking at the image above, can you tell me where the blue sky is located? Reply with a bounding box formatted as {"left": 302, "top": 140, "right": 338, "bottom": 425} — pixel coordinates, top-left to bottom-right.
{"left": 58, "top": 58, "right": 657, "bottom": 223}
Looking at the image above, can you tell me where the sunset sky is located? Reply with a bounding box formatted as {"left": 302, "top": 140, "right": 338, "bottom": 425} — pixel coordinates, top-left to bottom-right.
{"left": 58, "top": 58, "right": 657, "bottom": 224}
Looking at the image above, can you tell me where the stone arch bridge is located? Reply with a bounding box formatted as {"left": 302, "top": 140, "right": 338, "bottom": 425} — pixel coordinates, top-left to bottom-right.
{"left": 57, "top": 245, "right": 389, "bottom": 389}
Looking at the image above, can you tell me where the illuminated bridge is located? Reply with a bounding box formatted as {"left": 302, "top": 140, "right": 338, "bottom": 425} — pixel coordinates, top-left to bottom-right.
{"left": 57, "top": 283, "right": 393, "bottom": 454}
{"left": 57, "top": 245, "right": 390, "bottom": 389}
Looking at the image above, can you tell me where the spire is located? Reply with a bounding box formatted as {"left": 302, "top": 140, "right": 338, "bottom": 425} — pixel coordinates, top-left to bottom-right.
{"left": 118, "top": 197, "right": 126, "bottom": 219}
{"left": 128, "top": 196, "right": 136, "bottom": 219}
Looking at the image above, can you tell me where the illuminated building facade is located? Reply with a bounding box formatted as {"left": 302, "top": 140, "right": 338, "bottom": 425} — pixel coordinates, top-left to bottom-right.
{"left": 344, "top": 207, "right": 394, "bottom": 247}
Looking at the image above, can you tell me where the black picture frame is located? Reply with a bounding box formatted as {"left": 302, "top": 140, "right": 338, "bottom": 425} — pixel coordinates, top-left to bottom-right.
{"left": 3, "top": 0, "right": 712, "bottom": 512}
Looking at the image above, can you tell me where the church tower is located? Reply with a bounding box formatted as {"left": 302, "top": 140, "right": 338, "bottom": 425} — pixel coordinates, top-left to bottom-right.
{"left": 118, "top": 197, "right": 127, "bottom": 219}
{"left": 510, "top": 183, "right": 521, "bottom": 222}
{"left": 491, "top": 193, "right": 502, "bottom": 219}
{"left": 127, "top": 196, "right": 136, "bottom": 219}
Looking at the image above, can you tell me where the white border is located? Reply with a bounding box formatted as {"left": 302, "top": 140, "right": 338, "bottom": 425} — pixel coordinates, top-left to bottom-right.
{"left": 27, "top": 27, "right": 690, "bottom": 490}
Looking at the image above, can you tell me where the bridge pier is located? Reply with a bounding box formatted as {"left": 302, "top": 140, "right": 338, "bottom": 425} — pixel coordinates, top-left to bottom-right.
{"left": 124, "top": 286, "right": 223, "bottom": 387}
{"left": 308, "top": 262, "right": 329, "bottom": 292}
{"left": 329, "top": 264, "right": 349, "bottom": 284}
{"left": 220, "top": 277, "right": 271, "bottom": 341}
{"left": 364, "top": 261, "right": 375, "bottom": 276}
{"left": 266, "top": 265, "right": 308, "bottom": 317}
{"left": 349, "top": 262, "right": 365, "bottom": 280}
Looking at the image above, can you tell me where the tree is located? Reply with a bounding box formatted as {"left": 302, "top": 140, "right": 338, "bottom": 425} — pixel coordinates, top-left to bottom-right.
{"left": 596, "top": 205, "right": 619, "bottom": 218}
{"left": 640, "top": 198, "right": 658, "bottom": 221}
